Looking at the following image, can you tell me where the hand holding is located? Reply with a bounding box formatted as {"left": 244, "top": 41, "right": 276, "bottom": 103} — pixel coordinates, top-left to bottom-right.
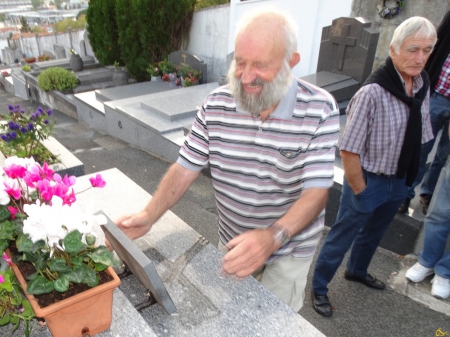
{"left": 221, "top": 229, "right": 277, "bottom": 278}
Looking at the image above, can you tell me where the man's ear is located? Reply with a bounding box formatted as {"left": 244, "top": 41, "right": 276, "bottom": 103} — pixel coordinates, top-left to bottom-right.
{"left": 389, "top": 45, "right": 395, "bottom": 58}
{"left": 289, "top": 52, "right": 300, "bottom": 68}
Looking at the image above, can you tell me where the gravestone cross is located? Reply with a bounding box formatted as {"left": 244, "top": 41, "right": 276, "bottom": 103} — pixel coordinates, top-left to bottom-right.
{"left": 330, "top": 24, "right": 356, "bottom": 71}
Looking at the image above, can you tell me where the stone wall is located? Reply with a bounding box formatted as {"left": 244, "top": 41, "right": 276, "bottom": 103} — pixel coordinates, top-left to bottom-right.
{"left": 351, "top": 0, "right": 450, "bottom": 71}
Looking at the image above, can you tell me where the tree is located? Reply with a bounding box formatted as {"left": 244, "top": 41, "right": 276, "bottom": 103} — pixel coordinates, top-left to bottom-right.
{"left": 86, "top": 0, "right": 122, "bottom": 66}
{"left": 54, "top": 0, "right": 63, "bottom": 9}
{"left": 20, "top": 17, "right": 31, "bottom": 33}
{"left": 31, "top": 0, "right": 43, "bottom": 10}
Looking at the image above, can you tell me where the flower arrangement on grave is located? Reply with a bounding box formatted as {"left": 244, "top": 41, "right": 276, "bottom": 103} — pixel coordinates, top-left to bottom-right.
{"left": 0, "top": 104, "right": 55, "bottom": 163}
{"left": 161, "top": 73, "right": 170, "bottom": 82}
{"left": 160, "top": 58, "right": 176, "bottom": 75}
{"left": 147, "top": 62, "right": 162, "bottom": 78}
{"left": 1, "top": 71, "right": 9, "bottom": 77}
{"left": 0, "top": 156, "right": 117, "bottom": 335}
{"left": 178, "top": 65, "right": 202, "bottom": 87}
{"left": 377, "top": 0, "right": 404, "bottom": 19}
{"left": 37, "top": 54, "right": 50, "bottom": 62}
{"left": 23, "top": 57, "right": 36, "bottom": 64}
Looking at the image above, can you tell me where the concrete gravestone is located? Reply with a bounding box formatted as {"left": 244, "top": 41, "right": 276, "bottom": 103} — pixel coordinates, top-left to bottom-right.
{"left": 53, "top": 44, "right": 66, "bottom": 59}
{"left": 301, "top": 17, "right": 379, "bottom": 103}
{"left": 168, "top": 51, "right": 207, "bottom": 84}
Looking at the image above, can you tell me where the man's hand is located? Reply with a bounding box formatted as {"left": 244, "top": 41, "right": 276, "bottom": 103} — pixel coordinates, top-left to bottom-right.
{"left": 106, "top": 210, "right": 153, "bottom": 250}
{"left": 221, "top": 229, "right": 278, "bottom": 278}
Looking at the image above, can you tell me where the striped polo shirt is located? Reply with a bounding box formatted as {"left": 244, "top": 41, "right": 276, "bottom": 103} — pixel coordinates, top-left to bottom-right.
{"left": 177, "top": 78, "right": 340, "bottom": 262}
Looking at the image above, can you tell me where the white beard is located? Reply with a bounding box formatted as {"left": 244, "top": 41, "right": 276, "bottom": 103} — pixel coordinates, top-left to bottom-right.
{"left": 227, "top": 60, "right": 292, "bottom": 116}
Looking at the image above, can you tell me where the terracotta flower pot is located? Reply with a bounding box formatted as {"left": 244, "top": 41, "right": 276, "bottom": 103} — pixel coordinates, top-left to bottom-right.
{"left": 9, "top": 254, "right": 121, "bottom": 337}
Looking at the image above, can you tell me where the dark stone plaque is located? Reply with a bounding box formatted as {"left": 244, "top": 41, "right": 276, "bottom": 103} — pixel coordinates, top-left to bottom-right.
{"left": 96, "top": 211, "right": 177, "bottom": 315}
{"left": 317, "top": 17, "right": 379, "bottom": 85}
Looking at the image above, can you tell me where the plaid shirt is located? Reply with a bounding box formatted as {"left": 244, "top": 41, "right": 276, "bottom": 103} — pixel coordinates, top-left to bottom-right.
{"left": 339, "top": 73, "right": 433, "bottom": 175}
{"left": 435, "top": 53, "right": 450, "bottom": 97}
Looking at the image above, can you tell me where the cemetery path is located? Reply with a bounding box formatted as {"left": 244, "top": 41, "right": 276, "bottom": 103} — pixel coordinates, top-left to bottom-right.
{"left": 1, "top": 89, "right": 449, "bottom": 337}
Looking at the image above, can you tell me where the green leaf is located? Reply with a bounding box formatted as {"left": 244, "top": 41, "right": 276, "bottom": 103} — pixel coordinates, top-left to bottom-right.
{"left": 49, "top": 258, "right": 71, "bottom": 273}
{"left": 54, "top": 276, "right": 69, "bottom": 293}
{"left": 16, "top": 234, "right": 34, "bottom": 253}
{"left": 94, "top": 262, "right": 108, "bottom": 272}
{"left": 85, "top": 234, "right": 96, "bottom": 246}
{"left": 26, "top": 271, "right": 38, "bottom": 281}
{"left": 0, "top": 239, "right": 9, "bottom": 254}
{"left": 34, "top": 253, "right": 47, "bottom": 271}
{"left": 9, "top": 314, "right": 18, "bottom": 324}
{"left": 88, "top": 252, "right": 112, "bottom": 266}
{"left": 32, "top": 239, "right": 46, "bottom": 254}
{"left": 0, "top": 206, "right": 11, "bottom": 222}
{"left": 63, "top": 264, "right": 88, "bottom": 283}
{"left": 0, "top": 313, "right": 10, "bottom": 325}
{"left": 21, "top": 299, "right": 34, "bottom": 317}
{"left": 0, "top": 220, "right": 17, "bottom": 240}
{"left": 82, "top": 267, "right": 98, "bottom": 287}
{"left": 70, "top": 255, "right": 83, "bottom": 266}
{"left": 26, "top": 275, "right": 54, "bottom": 295}
{"left": 63, "top": 230, "right": 86, "bottom": 254}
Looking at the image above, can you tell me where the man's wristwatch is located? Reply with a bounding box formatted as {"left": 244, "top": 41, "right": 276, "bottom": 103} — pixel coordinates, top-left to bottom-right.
{"left": 268, "top": 224, "right": 291, "bottom": 247}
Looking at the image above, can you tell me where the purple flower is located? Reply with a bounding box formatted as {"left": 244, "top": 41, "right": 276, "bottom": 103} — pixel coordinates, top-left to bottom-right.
{"left": 28, "top": 123, "right": 34, "bottom": 131}
{"left": 44, "top": 120, "right": 49, "bottom": 125}
{"left": 1, "top": 134, "right": 10, "bottom": 142}
{"left": 8, "top": 104, "right": 13, "bottom": 111}
{"left": 20, "top": 109, "right": 25, "bottom": 114}
{"left": 20, "top": 126, "right": 28, "bottom": 133}
{"left": 10, "top": 132, "right": 17, "bottom": 140}
{"left": 46, "top": 108, "right": 52, "bottom": 116}
{"left": 37, "top": 107, "right": 44, "bottom": 113}
{"left": 8, "top": 121, "right": 19, "bottom": 130}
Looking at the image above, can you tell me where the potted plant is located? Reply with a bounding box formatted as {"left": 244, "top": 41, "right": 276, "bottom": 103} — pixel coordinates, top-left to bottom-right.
{"left": 20, "top": 65, "right": 31, "bottom": 73}
{"left": 0, "top": 156, "right": 120, "bottom": 337}
{"left": 37, "top": 54, "right": 51, "bottom": 62}
{"left": 23, "top": 57, "right": 36, "bottom": 64}
{"left": 69, "top": 49, "right": 83, "bottom": 72}
{"left": 112, "top": 61, "right": 129, "bottom": 87}
{"left": 160, "top": 59, "right": 177, "bottom": 82}
{"left": 147, "top": 62, "right": 162, "bottom": 82}
{"left": 0, "top": 266, "right": 34, "bottom": 336}
{"left": 0, "top": 104, "right": 55, "bottom": 163}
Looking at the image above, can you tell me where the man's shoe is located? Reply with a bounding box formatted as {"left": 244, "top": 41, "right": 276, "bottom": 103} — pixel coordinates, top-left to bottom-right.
{"left": 419, "top": 194, "right": 432, "bottom": 214}
{"left": 405, "top": 262, "right": 434, "bottom": 283}
{"left": 431, "top": 275, "right": 450, "bottom": 299}
{"left": 311, "top": 291, "right": 333, "bottom": 317}
{"left": 398, "top": 197, "right": 411, "bottom": 213}
{"left": 344, "top": 270, "right": 385, "bottom": 290}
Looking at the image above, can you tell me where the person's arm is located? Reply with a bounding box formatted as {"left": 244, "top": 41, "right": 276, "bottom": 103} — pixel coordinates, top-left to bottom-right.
{"left": 115, "top": 163, "right": 201, "bottom": 240}
{"left": 340, "top": 150, "right": 366, "bottom": 195}
{"left": 221, "top": 187, "right": 329, "bottom": 278}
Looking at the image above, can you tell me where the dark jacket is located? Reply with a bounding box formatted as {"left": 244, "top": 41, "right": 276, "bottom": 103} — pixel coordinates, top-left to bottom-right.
{"left": 425, "top": 10, "right": 450, "bottom": 91}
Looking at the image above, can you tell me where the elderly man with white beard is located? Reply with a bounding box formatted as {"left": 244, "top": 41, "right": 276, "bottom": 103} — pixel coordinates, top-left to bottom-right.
{"left": 115, "top": 8, "right": 340, "bottom": 311}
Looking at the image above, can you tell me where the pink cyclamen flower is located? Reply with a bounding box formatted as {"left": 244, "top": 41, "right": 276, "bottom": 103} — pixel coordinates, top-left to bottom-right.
{"left": 3, "top": 252, "right": 12, "bottom": 266}
{"left": 0, "top": 275, "right": 4, "bottom": 283}
{"left": 7, "top": 206, "right": 18, "bottom": 219}
{"left": 89, "top": 174, "right": 106, "bottom": 188}
{"left": 3, "top": 181, "right": 21, "bottom": 200}
{"left": 39, "top": 162, "right": 54, "bottom": 180}
{"left": 3, "top": 164, "right": 27, "bottom": 179}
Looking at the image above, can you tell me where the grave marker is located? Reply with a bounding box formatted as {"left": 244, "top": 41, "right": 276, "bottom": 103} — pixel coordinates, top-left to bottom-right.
{"left": 168, "top": 51, "right": 207, "bottom": 84}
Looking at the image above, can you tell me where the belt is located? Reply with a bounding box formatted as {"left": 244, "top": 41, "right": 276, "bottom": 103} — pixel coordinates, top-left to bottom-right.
{"left": 363, "top": 169, "right": 396, "bottom": 178}
{"left": 373, "top": 172, "right": 396, "bottom": 178}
